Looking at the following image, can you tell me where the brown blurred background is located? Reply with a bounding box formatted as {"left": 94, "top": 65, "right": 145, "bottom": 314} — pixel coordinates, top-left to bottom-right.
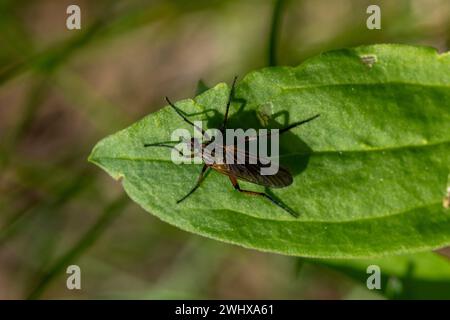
{"left": 0, "top": 0, "right": 449, "bottom": 299}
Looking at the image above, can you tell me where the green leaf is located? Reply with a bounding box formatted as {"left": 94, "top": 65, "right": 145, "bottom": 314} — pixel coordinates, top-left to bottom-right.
{"left": 89, "top": 44, "right": 450, "bottom": 258}
{"left": 312, "top": 252, "right": 450, "bottom": 299}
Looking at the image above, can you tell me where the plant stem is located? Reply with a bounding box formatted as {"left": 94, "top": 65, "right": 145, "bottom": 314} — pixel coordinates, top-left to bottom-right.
{"left": 268, "top": 0, "right": 286, "bottom": 67}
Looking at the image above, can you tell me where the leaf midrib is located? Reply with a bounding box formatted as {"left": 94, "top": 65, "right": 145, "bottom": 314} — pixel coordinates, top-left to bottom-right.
{"left": 90, "top": 139, "right": 450, "bottom": 164}
{"left": 278, "top": 80, "right": 450, "bottom": 92}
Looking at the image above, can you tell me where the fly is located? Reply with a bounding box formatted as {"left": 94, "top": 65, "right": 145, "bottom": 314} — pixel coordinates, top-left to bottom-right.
{"left": 144, "top": 77, "right": 319, "bottom": 217}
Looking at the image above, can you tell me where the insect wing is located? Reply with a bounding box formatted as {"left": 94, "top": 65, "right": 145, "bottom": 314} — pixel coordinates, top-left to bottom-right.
{"left": 229, "top": 163, "right": 293, "bottom": 188}
{"left": 218, "top": 145, "right": 292, "bottom": 188}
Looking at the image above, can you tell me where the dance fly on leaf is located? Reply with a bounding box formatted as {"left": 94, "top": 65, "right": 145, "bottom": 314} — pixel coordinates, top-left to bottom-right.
{"left": 144, "top": 77, "right": 319, "bottom": 217}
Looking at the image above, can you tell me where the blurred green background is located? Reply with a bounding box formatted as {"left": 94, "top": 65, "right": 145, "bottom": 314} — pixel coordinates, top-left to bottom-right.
{"left": 0, "top": 0, "right": 449, "bottom": 299}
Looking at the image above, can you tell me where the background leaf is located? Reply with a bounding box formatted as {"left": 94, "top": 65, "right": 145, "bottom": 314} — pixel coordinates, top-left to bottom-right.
{"left": 311, "top": 252, "right": 450, "bottom": 299}
{"left": 89, "top": 44, "right": 450, "bottom": 258}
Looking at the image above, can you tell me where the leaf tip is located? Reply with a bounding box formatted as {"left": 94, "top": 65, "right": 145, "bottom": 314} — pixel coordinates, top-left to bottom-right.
{"left": 87, "top": 140, "right": 125, "bottom": 181}
{"left": 87, "top": 142, "right": 101, "bottom": 165}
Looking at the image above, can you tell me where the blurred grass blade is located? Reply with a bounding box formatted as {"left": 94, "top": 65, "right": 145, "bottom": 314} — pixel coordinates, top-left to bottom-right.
{"left": 26, "top": 194, "right": 129, "bottom": 299}
{"left": 0, "top": 18, "right": 105, "bottom": 85}
{"left": 0, "top": 2, "right": 171, "bottom": 86}
{"left": 0, "top": 170, "right": 93, "bottom": 246}
{"left": 268, "top": 0, "right": 287, "bottom": 66}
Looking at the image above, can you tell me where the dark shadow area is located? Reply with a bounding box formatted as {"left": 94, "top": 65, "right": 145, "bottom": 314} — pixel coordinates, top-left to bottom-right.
{"left": 195, "top": 96, "right": 315, "bottom": 179}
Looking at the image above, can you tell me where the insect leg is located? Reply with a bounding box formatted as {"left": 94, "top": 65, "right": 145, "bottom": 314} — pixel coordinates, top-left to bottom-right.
{"left": 177, "top": 164, "right": 210, "bottom": 204}
{"left": 165, "top": 97, "right": 209, "bottom": 139}
{"left": 221, "top": 76, "right": 238, "bottom": 131}
{"left": 228, "top": 176, "right": 298, "bottom": 217}
{"left": 144, "top": 142, "right": 184, "bottom": 157}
